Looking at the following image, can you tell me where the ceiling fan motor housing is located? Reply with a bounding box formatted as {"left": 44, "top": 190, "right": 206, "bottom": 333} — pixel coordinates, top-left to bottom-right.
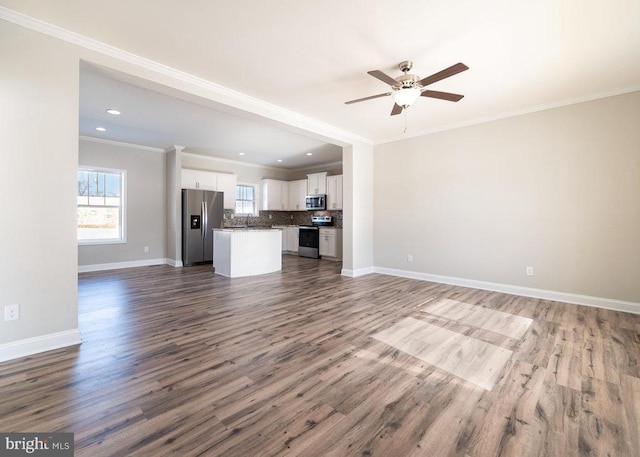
{"left": 395, "top": 73, "right": 420, "bottom": 89}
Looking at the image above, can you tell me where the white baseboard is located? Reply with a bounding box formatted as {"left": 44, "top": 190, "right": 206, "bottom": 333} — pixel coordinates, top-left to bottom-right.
{"left": 0, "top": 329, "right": 82, "bottom": 363}
{"left": 78, "top": 258, "right": 168, "bottom": 273}
{"left": 374, "top": 266, "right": 640, "bottom": 315}
{"left": 165, "top": 258, "right": 183, "bottom": 268}
{"left": 341, "top": 266, "right": 375, "bottom": 277}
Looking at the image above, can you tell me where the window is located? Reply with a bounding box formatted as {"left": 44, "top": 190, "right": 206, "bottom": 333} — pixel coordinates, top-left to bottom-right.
{"left": 235, "top": 184, "right": 256, "bottom": 215}
{"left": 77, "top": 167, "right": 126, "bottom": 244}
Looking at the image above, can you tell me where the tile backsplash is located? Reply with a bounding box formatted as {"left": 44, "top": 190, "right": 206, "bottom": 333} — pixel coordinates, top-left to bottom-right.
{"left": 224, "top": 210, "right": 343, "bottom": 228}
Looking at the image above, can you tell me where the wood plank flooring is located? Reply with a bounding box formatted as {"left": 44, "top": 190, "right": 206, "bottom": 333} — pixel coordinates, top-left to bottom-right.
{"left": 0, "top": 256, "right": 639, "bottom": 456}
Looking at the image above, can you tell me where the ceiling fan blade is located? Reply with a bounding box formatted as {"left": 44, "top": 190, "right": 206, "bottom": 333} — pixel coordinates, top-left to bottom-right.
{"left": 344, "top": 92, "right": 392, "bottom": 105}
{"left": 420, "top": 90, "right": 464, "bottom": 102}
{"left": 418, "top": 63, "right": 469, "bottom": 87}
{"left": 368, "top": 70, "right": 400, "bottom": 87}
{"left": 390, "top": 103, "right": 403, "bottom": 116}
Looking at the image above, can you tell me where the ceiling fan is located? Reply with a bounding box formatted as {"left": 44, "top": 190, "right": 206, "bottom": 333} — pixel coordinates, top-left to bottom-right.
{"left": 345, "top": 61, "right": 469, "bottom": 116}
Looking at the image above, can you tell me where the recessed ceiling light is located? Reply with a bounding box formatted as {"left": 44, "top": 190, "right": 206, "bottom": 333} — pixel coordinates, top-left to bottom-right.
{"left": 239, "top": 152, "right": 245, "bottom": 156}
{"left": 277, "top": 159, "right": 283, "bottom": 162}
{"left": 306, "top": 152, "right": 312, "bottom": 156}
{"left": 106, "top": 109, "right": 121, "bottom": 115}
{"left": 95, "top": 127, "right": 106, "bottom": 132}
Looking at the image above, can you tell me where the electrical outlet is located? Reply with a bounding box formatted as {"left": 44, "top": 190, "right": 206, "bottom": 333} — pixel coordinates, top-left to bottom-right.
{"left": 144, "top": 246, "right": 149, "bottom": 253}
{"left": 4, "top": 304, "right": 19, "bottom": 321}
{"left": 526, "top": 266, "right": 534, "bottom": 276}
{"left": 407, "top": 254, "right": 413, "bottom": 263}
{"left": 269, "top": 214, "right": 273, "bottom": 220}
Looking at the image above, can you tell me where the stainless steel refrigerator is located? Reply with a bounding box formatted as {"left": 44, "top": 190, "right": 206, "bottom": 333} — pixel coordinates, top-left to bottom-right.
{"left": 182, "top": 189, "right": 224, "bottom": 266}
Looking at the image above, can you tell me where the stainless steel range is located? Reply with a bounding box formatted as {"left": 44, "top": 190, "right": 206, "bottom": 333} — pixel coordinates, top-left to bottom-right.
{"left": 298, "top": 216, "right": 333, "bottom": 259}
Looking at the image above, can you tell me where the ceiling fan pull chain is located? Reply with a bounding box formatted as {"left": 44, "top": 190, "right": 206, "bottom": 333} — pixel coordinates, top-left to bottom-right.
{"left": 403, "top": 109, "right": 408, "bottom": 133}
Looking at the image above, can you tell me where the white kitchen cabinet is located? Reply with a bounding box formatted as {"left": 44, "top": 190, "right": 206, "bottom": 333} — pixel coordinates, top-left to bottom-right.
{"left": 181, "top": 168, "right": 216, "bottom": 190}
{"left": 319, "top": 228, "right": 342, "bottom": 259}
{"left": 181, "top": 169, "right": 237, "bottom": 209}
{"left": 272, "top": 226, "right": 288, "bottom": 253}
{"left": 326, "top": 174, "right": 343, "bottom": 210}
{"left": 286, "top": 226, "right": 299, "bottom": 253}
{"left": 307, "top": 172, "right": 327, "bottom": 195}
{"left": 216, "top": 173, "right": 237, "bottom": 210}
{"left": 288, "top": 179, "right": 308, "bottom": 211}
{"left": 272, "top": 225, "right": 298, "bottom": 253}
{"left": 261, "top": 179, "right": 288, "bottom": 211}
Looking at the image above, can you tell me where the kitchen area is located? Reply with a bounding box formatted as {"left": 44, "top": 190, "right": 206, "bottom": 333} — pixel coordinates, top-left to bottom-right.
{"left": 77, "top": 66, "right": 346, "bottom": 277}
{"left": 180, "top": 166, "right": 343, "bottom": 278}
{"left": 246, "top": 171, "right": 343, "bottom": 261}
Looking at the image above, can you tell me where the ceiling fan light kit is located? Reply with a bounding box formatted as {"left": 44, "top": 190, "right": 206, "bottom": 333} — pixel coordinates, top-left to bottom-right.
{"left": 393, "top": 87, "right": 421, "bottom": 107}
{"left": 345, "top": 60, "right": 469, "bottom": 118}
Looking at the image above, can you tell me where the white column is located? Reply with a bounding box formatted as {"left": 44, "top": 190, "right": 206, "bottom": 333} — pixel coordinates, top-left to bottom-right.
{"left": 341, "top": 142, "right": 374, "bottom": 276}
{"left": 165, "top": 145, "right": 184, "bottom": 266}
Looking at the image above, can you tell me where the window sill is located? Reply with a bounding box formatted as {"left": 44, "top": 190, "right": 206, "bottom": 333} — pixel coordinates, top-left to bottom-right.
{"left": 78, "top": 239, "right": 126, "bottom": 246}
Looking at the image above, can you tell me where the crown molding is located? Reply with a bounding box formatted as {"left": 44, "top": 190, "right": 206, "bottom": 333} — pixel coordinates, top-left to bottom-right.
{"left": 6, "top": 6, "right": 634, "bottom": 150}
{"left": 291, "top": 161, "right": 343, "bottom": 173}
{"left": 181, "top": 151, "right": 343, "bottom": 174}
{"left": 79, "top": 135, "right": 166, "bottom": 152}
{"left": 376, "top": 85, "right": 640, "bottom": 145}
{"left": 0, "top": 6, "right": 370, "bottom": 147}
{"left": 181, "top": 151, "right": 287, "bottom": 172}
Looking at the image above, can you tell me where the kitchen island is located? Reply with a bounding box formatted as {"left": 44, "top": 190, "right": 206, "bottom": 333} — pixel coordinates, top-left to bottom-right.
{"left": 212, "top": 228, "right": 282, "bottom": 278}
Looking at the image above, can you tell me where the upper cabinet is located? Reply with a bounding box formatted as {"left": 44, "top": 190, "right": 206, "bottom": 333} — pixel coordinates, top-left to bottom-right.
{"left": 288, "top": 179, "right": 308, "bottom": 211}
{"left": 181, "top": 168, "right": 216, "bottom": 190}
{"left": 215, "top": 173, "right": 237, "bottom": 210}
{"left": 181, "top": 168, "right": 237, "bottom": 209}
{"left": 261, "top": 179, "right": 289, "bottom": 211}
{"left": 307, "top": 172, "right": 327, "bottom": 195}
{"left": 326, "top": 174, "right": 343, "bottom": 210}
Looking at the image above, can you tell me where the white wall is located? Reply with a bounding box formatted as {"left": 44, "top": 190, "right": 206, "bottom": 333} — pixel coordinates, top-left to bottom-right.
{"left": 182, "top": 153, "right": 290, "bottom": 184}
{"left": 0, "top": 21, "right": 79, "bottom": 346}
{"left": 165, "top": 146, "right": 182, "bottom": 265}
{"left": 374, "top": 91, "right": 640, "bottom": 304}
{"left": 342, "top": 143, "right": 374, "bottom": 275}
{"left": 287, "top": 163, "right": 343, "bottom": 181}
{"left": 182, "top": 153, "right": 343, "bottom": 184}
{"left": 78, "top": 138, "right": 166, "bottom": 267}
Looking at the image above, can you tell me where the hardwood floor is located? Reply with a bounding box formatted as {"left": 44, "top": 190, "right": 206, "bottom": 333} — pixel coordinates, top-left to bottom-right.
{"left": 1, "top": 255, "right": 639, "bottom": 456}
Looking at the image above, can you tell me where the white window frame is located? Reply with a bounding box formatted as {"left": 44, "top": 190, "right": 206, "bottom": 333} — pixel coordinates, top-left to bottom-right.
{"left": 235, "top": 183, "right": 257, "bottom": 216}
{"left": 77, "top": 166, "right": 127, "bottom": 245}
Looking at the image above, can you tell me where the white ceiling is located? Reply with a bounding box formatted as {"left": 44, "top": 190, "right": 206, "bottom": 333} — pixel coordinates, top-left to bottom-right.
{"left": 3, "top": 0, "right": 640, "bottom": 166}
{"left": 79, "top": 63, "right": 344, "bottom": 169}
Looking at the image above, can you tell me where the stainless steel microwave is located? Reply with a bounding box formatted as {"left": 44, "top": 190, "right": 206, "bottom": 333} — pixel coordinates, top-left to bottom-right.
{"left": 305, "top": 194, "right": 326, "bottom": 211}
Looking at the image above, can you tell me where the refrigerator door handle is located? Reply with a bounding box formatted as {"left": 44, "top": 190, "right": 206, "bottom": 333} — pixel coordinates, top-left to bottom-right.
{"left": 202, "top": 200, "right": 208, "bottom": 240}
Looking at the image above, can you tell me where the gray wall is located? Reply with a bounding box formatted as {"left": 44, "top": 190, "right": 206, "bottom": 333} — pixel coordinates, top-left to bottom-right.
{"left": 0, "top": 20, "right": 79, "bottom": 345}
{"left": 78, "top": 139, "right": 167, "bottom": 266}
{"left": 374, "top": 91, "right": 640, "bottom": 303}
